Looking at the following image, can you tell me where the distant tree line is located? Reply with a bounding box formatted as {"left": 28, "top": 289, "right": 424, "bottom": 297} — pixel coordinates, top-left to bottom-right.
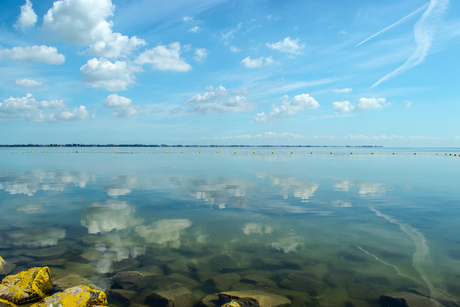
{"left": 0, "top": 144, "right": 382, "bottom": 148}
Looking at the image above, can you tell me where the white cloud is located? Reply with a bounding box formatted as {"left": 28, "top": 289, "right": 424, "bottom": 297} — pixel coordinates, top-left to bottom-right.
{"left": 0, "top": 93, "right": 91, "bottom": 122}
{"left": 254, "top": 93, "right": 319, "bottom": 121}
{"left": 43, "top": 0, "right": 145, "bottom": 58}
{"left": 14, "top": 0, "right": 38, "bottom": 31}
{"left": 332, "top": 101, "right": 354, "bottom": 114}
{"left": 194, "top": 48, "right": 208, "bottom": 62}
{"left": 183, "top": 16, "right": 194, "bottom": 22}
{"left": 404, "top": 100, "right": 413, "bottom": 107}
{"left": 230, "top": 46, "right": 241, "bottom": 53}
{"left": 188, "top": 26, "right": 202, "bottom": 33}
{"left": 135, "top": 42, "right": 192, "bottom": 72}
{"left": 332, "top": 88, "right": 352, "bottom": 93}
{"left": 333, "top": 98, "right": 390, "bottom": 114}
{"left": 102, "top": 94, "right": 139, "bottom": 117}
{"left": 80, "top": 58, "right": 141, "bottom": 91}
{"left": 15, "top": 79, "right": 43, "bottom": 87}
{"left": 267, "top": 37, "right": 305, "bottom": 54}
{"left": 231, "top": 87, "right": 252, "bottom": 95}
{"left": 185, "top": 85, "right": 254, "bottom": 113}
{"left": 240, "top": 56, "right": 274, "bottom": 68}
{"left": 0, "top": 45, "right": 65, "bottom": 64}
{"left": 372, "top": 0, "right": 449, "bottom": 87}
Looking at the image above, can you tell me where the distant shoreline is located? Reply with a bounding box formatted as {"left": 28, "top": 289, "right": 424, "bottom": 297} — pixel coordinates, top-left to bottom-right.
{"left": 0, "top": 144, "right": 383, "bottom": 148}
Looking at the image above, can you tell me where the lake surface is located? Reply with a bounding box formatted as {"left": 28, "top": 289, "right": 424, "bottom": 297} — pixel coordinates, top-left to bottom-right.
{"left": 1, "top": 147, "right": 459, "bottom": 307}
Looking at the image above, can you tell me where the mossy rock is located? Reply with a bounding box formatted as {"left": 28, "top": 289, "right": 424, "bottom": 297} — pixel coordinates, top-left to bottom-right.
{"left": 0, "top": 298, "right": 17, "bottom": 307}
{"left": 30, "top": 285, "right": 107, "bottom": 307}
{"left": 0, "top": 267, "right": 52, "bottom": 304}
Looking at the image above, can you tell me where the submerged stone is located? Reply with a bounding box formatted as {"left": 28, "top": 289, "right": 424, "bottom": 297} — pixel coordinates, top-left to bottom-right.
{"left": 23, "top": 246, "right": 68, "bottom": 258}
{"left": 0, "top": 267, "right": 52, "bottom": 304}
{"left": 379, "top": 292, "right": 443, "bottom": 307}
{"left": 30, "top": 285, "right": 107, "bottom": 307}
{"left": 113, "top": 271, "right": 144, "bottom": 290}
{"left": 219, "top": 290, "right": 291, "bottom": 307}
{"left": 279, "top": 273, "right": 327, "bottom": 294}
{"left": 112, "top": 258, "right": 140, "bottom": 274}
{"left": 53, "top": 273, "right": 99, "bottom": 291}
{"left": 145, "top": 283, "right": 193, "bottom": 307}
{"left": 107, "top": 289, "right": 137, "bottom": 307}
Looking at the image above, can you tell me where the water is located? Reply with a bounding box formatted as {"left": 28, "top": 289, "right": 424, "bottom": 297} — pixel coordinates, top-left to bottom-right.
{"left": 0, "top": 147, "right": 459, "bottom": 306}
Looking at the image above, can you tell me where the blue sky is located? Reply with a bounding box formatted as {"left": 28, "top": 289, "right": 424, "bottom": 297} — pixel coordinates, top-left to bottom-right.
{"left": 0, "top": 0, "right": 459, "bottom": 146}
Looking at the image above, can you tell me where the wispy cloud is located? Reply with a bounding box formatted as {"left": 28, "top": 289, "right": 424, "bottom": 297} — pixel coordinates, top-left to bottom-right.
{"left": 356, "top": 2, "right": 430, "bottom": 47}
{"left": 372, "top": 0, "right": 449, "bottom": 87}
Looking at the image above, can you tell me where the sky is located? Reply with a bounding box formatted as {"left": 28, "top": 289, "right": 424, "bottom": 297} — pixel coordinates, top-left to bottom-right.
{"left": 0, "top": 0, "right": 459, "bottom": 146}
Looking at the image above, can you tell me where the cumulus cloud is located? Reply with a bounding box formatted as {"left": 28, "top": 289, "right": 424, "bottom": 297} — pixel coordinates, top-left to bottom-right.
{"left": 135, "top": 42, "right": 192, "bottom": 71}
{"left": 231, "top": 87, "right": 252, "bottom": 95}
{"left": 185, "top": 85, "right": 254, "bottom": 113}
{"left": 230, "top": 46, "right": 241, "bottom": 53}
{"left": 194, "top": 48, "right": 208, "bottom": 62}
{"left": 332, "top": 88, "right": 352, "bottom": 93}
{"left": 254, "top": 94, "right": 319, "bottom": 121}
{"left": 188, "top": 26, "right": 202, "bottom": 33}
{"left": 42, "top": 0, "right": 145, "bottom": 58}
{"left": 102, "top": 94, "right": 139, "bottom": 117}
{"left": 15, "top": 79, "right": 43, "bottom": 87}
{"left": 14, "top": 0, "right": 38, "bottom": 31}
{"left": 333, "top": 98, "right": 390, "bottom": 114}
{"left": 80, "top": 58, "right": 141, "bottom": 91}
{"left": 267, "top": 37, "right": 305, "bottom": 54}
{"left": 240, "top": 56, "right": 274, "bottom": 68}
{"left": 0, "top": 93, "right": 91, "bottom": 122}
{"left": 0, "top": 45, "right": 65, "bottom": 64}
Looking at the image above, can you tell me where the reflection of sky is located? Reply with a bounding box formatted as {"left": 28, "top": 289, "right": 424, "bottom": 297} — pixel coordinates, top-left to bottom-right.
{"left": 136, "top": 219, "right": 192, "bottom": 248}
{"left": 7, "top": 227, "right": 66, "bottom": 248}
{"left": 333, "top": 179, "right": 387, "bottom": 195}
{"left": 256, "top": 173, "right": 319, "bottom": 201}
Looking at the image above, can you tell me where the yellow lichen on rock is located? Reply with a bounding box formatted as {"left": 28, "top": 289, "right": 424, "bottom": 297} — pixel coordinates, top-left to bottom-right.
{"left": 222, "top": 302, "right": 241, "bottom": 307}
{"left": 30, "top": 285, "right": 107, "bottom": 307}
{"left": 0, "top": 267, "right": 52, "bottom": 304}
{"left": 0, "top": 298, "right": 18, "bottom": 307}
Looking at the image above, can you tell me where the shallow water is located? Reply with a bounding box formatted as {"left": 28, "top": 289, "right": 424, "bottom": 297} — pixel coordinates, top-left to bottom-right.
{"left": 0, "top": 147, "right": 459, "bottom": 306}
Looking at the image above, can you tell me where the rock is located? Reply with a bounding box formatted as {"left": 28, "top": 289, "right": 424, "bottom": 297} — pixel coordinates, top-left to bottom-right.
{"left": 280, "top": 273, "right": 327, "bottom": 294}
{"left": 3, "top": 256, "right": 33, "bottom": 265}
{"left": 80, "top": 250, "right": 104, "bottom": 262}
{"left": 30, "top": 258, "right": 66, "bottom": 267}
{"left": 241, "top": 274, "right": 278, "bottom": 291}
{"left": 165, "top": 262, "right": 190, "bottom": 274}
{"left": 0, "top": 262, "right": 16, "bottom": 276}
{"left": 64, "top": 262, "right": 96, "bottom": 277}
{"left": 112, "top": 258, "right": 140, "bottom": 274}
{"left": 145, "top": 283, "right": 193, "bottom": 307}
{"left": 169, "top": 273, "right": 201, "bottom": 289}
{"left": 30, "top": 285, "right": 107, "bottom": 307}
{"left": 219, "top": 290, "right": 291, "bottom": 307}
{"left": 256, "top": 258, "right": 283, "bottom": 269}
{"left": 347, "top": 282, "right": 389, "bottom": 300}
{"left": 0, "top": 298, "right": 17, "bottom": 307}
{"left": 213, "top": 273, "right": 241, "bottom": 291}
{"left": 23, "top": 246, "right": 68, "bottom": 258}
{"left": 136, "top": 265, "right": 163, "bottom": 276}
{"left": 197, "top": 294, "right": 219, "bottom": 307}
{"left": 53, "top": 273, "right": 99, "bottom": 291}
{"left": 113, "top": 271, "right": 145, "bottom": 290}
{"left": 209, "top": 255, "right": 250, "bottom": 272}
{"left": 108, "top": 289, "right": 137, "bottom": 307}
{"left": 0, "top": 266, "right": 52, "bottom": 304}
{"left": 379, "top": 292, "right": 443, "bottom": 307}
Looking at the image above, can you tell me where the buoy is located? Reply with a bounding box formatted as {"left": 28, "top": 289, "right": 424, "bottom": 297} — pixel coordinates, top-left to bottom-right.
{"left": 85, "top": 151, "right": 87, "bottom": 153}
{"left": 272, "top": 152, "right": 274, "bottom": 154}
{"left": 20, "top": 150, "right": 22, "bottom": 153}
{"left": 351, "top": 152, "right": 353, "bottom": 155}
{"left": 76, "top": 151, "right": 78, "bottom": 153}
{"left": 182, "top": 151, "right": 184, "bottom": 154}
{"left": 445, "top": 153, "right": 447, "bottom": 155}
{"left": 217, "top": 152, "right": 219, "bottom": 154}
{"left": 8, "top": 150, "right": 10, "bottom": 152}
{"left": 165, "top": 151, "right": 167, "bottom": 153}
{"left": 148, "top": 151, "right": 150, "bottom": 153}
{"left": 199, "top": 151, "right": 201, "bottom": 154}
{"left": 291, "top": 152, "right": 293, "bottom": 154}
{"left": 31, "top": 150, "right": 34, "bottom": 153}
{"left": 414, "top": 153, "right": 416, "bottom": 155}
{"left": 436, "top": 153, "right": 439, "bottom": 155}
{"left": 253, "top": 152, "right": 255, "bottom": 154}
{"left": 393, "top": 153, "right": 395, "bottom": 155}
{"left": 100, "top": 151, "right": 102, "bottom": 153}
{"left": 330, "top": 152, "right": 333, "bottom": 155}
{"left": 371, "top": 152, "right": 374, "bottom": 155}
{"left": 132, "top": 151, "right": 134, "bottom": 154}
{"left": 450, "top": 153, "right": 452, "bottom": 156}
{"left": 44, "top": 150, "right": 46, "bottom": 153}
{"left": 70, "top": 151, "right": 72, "bottom": 153}
{"left": 235, "top": 152, "right": 237, "bottom": 154}
{"left": 310, "top": 152, "right": 313, "bottom": 154}
{"left": 116, "top": 151, "right": 118, "bottom": 153}
{"left": 455, "top": 154, "right": 457, "bottom": 157}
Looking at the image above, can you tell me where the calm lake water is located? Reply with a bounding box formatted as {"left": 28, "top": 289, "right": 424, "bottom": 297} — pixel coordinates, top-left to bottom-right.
{"left": 1, "top": 147, "right": 459, "bottom": 307}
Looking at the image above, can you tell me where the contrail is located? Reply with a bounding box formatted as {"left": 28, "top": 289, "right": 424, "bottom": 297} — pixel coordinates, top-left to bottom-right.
{"left": 372, "top": 0, "right": 449, "bottom": 88}
{"left": 356, "top": 2, "right": 430, "bottom": 47}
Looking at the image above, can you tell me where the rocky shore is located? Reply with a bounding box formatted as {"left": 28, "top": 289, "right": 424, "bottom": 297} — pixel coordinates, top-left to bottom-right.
{"left": 0, "top": 255, "right": 459, "bottom": 307}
